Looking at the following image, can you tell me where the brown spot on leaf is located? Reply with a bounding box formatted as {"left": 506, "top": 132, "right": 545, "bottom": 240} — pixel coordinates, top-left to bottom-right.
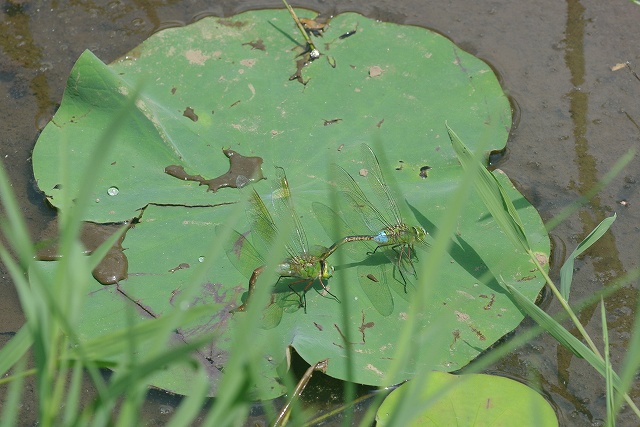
{"left": 165, "top": 148, "right": 265, "bottom": 192}
{"left": 323, "top": 118, "right": 342, "bottom": 126}
{"left": 183, "top": 107, "right": 198, "bottom": 122}
{"left": 483, "top": 293, "right": 496, "bottom": 310}
{"left": 168, "top": 263, "right": 190, "bottom": 273}
{"left": 356, "top": 311, "right": 375, "bottom": 343}
{"left": 36, "top": 219, "right": 132, "bottom": 285}
{"left": 369, "top": 66, "right": 384, "bottom": 77}
{"left": 242, "top": 39, "right": 265, "bottom": 51}
{"left": 419, "top": 165, "right": 432, "bottom": 178}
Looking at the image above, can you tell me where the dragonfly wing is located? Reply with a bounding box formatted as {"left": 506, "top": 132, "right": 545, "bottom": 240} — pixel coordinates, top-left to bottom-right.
{"left": 260, "top": 301, "right": 284, "bottom": 329}
{"left": 216, "top": 226, "right": 265, "bottom": 279}
{"left": 271, "top": 166, "right": 309, "bottom": 257}
{"left": 312, "top": 201, "right": 374, "bottom": 261}
{"left": 246, "top": 189, "right": 280, "bottom": 256}
{"left": 339, "top": 191, "right": 389, "bottom": 233}
{"left": 357, "top": 264, "right": 394, "bottom": 317}
{"left": 360, "top": 143, "right": 405, "bottom": 227}
{"left": 335, "top": 165, "right": 390, "bottom": 232}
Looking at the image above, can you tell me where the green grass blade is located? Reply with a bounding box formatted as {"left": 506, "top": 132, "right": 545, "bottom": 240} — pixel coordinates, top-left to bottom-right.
{"left": 601, "top": 298, "right": 615, "bottom": 427}
{"left": 447, "top": 123, "right": 530, "bottom": 253}
{"left": 55, "top": 86, "right": 141, "bottom": 258}
{"left": 0, "top": 358, "right": 27, "bottom": 427}
{"left": 0, "top": 161, "right": 35, "bottom": 267}
{"left": 61, "top": 362, "right": 84, "bottom": 426}
{"left": 559, "top": 214, "right": 616, "bottom": 302}
{"left": 66, "top": 305, "right": 215, "bottom": 362}
{"left": 0, "top": 327, "right": 33, "bottom": 380}
{"left": 203, "top": 222, "right": 294, "bottom": 425}
{"left": 360, "top": 128, "right": 480, "bottom": 427}
{"left": 94, "top": 333, "right": 214, "bottom": 406}
{"left": 165, "top": 368, "right": 210, "bottom": 427}
{"left": 86, "top": 223, "right": 130, "bottom": 272}
{"left": 614, "top": 286, "right": 640, "bottom": 416}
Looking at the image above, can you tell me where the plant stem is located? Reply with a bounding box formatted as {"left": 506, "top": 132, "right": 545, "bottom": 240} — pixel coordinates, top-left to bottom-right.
{"left": 281, "top": 0, "right": 319, "bottom": 57}
{"left": 529, "top": 249, "right": 602, "bottom": 358}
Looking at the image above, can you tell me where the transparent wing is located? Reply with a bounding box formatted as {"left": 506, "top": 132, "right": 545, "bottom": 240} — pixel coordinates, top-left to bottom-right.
{"left": 312, "top": 201, "right": 373, "bottom": 262}
{"left": 245, "top": 188, "right": 286, "bottom": 258}
{"left": 357, "top": 263, "right": 394, "bottom": 317}
{"left": 216, "top": 225, "right": 265, "bottom": 279}
{"left": 360, "top": 143, "right": 404, "bottom": 227}
{"left": 270, "top": 166, "right": 309, "bottom": 256}
{"left": 334, "top": 164, "right": 392, "bottom": 233}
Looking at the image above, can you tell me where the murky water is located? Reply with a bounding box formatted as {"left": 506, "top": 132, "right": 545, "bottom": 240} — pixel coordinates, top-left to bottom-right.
{"left": 1, "top": 0, "right": 639, "bottom": 425}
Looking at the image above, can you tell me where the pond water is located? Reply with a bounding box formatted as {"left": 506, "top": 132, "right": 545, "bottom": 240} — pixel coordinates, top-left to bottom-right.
{"left": 1, "top": 0, "right": 639, "bottom": 425}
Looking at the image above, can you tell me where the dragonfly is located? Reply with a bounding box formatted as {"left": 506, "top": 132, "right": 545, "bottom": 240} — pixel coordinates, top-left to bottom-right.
{"left": 222, "top": 167, "right": 335, "bottom": 314}
{"left": 332, "top": 143, "right": 429, "bottom": 282}
{"left": 313, "top": 201, "right": 416, "bottom": 316}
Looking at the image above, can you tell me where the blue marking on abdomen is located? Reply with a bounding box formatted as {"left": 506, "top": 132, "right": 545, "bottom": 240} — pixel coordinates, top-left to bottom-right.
{"left": 374, "top": 231, "right": 389, "bottom": 244}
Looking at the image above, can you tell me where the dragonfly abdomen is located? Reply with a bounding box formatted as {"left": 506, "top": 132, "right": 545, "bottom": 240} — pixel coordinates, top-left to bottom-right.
{"left": 374, "top": 231, "right": 389, "bottom": 244}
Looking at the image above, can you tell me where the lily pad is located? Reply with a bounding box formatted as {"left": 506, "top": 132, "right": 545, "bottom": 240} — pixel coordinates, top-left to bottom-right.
{"left": 376, "top": 372, "right": 558, "bottom": 426}
{"left": 31, "top": 9, "right": 549, "bottom": 399}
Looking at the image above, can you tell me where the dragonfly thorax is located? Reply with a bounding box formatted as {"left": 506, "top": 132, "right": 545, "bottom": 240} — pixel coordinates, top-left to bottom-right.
{"left": 278, "top": 254, "right": 334, "bottom": 280}
{"left": 372, "top": 224, "right": 428, "bottom": 248}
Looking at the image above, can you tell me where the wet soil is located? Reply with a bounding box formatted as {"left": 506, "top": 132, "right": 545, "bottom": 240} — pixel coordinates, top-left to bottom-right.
{"left": 1, "top": 0, "right": 639, "bottom": 425}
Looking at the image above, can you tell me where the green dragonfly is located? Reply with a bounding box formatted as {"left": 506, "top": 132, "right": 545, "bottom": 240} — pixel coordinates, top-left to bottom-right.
{"left": 222, "top": 167, "right": 335, "bottom": 314}
{"left": 333, "top": 143, "right": 429, "bottom": 280}
{"left": 313, "top": 201, "right": 416, "bottom": 316}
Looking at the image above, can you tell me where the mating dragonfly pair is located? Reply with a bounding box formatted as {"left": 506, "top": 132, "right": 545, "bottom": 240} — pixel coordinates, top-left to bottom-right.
{"left": 221, "top": 144, "right": 429, "bottom": 317}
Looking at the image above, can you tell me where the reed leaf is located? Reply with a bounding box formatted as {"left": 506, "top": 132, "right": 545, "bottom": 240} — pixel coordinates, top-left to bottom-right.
{"left": 447, "top": 124, "right": 530, "bottom": 253}
{"left": 560, "top": 214, "right": 617, "bottom": 302}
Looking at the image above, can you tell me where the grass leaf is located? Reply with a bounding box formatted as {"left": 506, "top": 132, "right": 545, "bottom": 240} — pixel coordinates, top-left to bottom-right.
{"left": 447, "top": 123, "right": 530, "bottom": 253}
{"left": 560, "top": 214, "right": 616, "bottom": 301}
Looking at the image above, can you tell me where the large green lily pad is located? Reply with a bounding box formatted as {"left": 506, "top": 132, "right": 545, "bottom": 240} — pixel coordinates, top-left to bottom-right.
{"left": 32, "top": 9, "right": 549, "bottom": 399}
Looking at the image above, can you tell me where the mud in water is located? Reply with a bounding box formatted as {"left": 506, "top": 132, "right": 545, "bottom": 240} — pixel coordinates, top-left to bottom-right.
{"left": 1, "top": 0, "right": 640, "bottom": 425}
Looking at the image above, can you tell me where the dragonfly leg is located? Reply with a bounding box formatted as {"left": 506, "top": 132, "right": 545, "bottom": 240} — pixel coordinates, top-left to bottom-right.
{"left": 313, "top": 276, "right": 340, "bottom": 304}
{"left": 286, "top": 278, "right": 308, "bottom": 312}
{"left": 367, "top": 245, "right": 384, "bottom": 256}
{"left": 392, "top": 244, "right": 418, "bottom": 278}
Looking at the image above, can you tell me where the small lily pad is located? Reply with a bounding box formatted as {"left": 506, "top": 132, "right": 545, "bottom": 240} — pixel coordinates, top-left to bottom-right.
{"left": 376, "top": 372, "right": 558, "bottom": 427}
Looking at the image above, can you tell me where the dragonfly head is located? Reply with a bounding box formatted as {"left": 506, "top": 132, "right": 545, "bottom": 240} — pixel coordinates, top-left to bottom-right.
{"left": 412, "top": 226, "right": 428, "bottom": 242}
{"left": 320, "top": 260, "right": 334, "bottom": 279}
